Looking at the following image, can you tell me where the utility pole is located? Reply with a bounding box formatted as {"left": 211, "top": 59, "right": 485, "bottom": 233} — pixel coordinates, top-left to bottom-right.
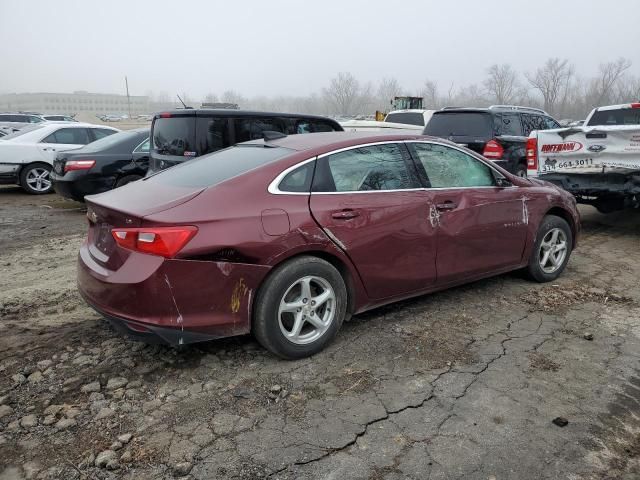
{"left": 125, "top": 76, "right": 132, "bottom": 119}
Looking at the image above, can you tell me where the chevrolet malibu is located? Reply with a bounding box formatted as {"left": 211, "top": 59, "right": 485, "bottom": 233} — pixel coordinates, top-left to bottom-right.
{"left": 78, "top": 132, "right": 580, "bottom": 359}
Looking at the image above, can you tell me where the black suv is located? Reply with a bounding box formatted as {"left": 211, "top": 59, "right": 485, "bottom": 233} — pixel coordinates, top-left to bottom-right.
{"left": 423, "top": 106, "right": 561, "bottom": 177}
{"left": 149, "top": 109, "right": 343, "bottom": 173}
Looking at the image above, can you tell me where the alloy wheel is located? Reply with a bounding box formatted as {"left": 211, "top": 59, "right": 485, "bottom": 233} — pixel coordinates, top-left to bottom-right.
{"left": 25, "top": 167, "right": 52, "bottom": 192}
{"left": 538, "top": 228, "right": 568, "bottom": 273}
{"left": 278, "top": 275, "right": 336, "bottom": 345}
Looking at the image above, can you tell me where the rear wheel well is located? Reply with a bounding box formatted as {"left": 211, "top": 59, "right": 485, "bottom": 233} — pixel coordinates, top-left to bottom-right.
{"left": 545, "top": 207, "right": 577, "bottom": 246}
{"left": 267, "top": 251, "right": 356, "bottom": 317}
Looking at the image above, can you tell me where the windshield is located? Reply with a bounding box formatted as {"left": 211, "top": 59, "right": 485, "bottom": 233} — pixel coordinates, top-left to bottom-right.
{"left": 385, "top": 112, "right": 425, "bottom": 126}
{"left": 0, "top": 124, "right": 44, "bottom": 140}
{"left": 587, "top": 108, "right": 640, "bottom": 126}
{"left": 424, "top": 112, "right": 493, "bottom": 138}
{"left": 148, "top": 145, "right": 292, "bottom": 188}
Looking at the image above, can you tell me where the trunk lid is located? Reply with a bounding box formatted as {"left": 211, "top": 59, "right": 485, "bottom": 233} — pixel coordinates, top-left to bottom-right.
{"left": 84, "top": 180, "right": 204, "bottom": 270}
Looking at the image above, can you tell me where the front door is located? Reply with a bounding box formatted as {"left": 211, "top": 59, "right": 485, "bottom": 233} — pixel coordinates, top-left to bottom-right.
{"left": 309, "top": 142, "right": 438, "bottom": 300}
{"left": 407, "top": 141, "right": 529, "bottom": 284}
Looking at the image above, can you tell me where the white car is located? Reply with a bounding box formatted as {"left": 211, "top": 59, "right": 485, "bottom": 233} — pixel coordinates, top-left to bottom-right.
{"left": 0, "top": 123, "right": 119, "bottom": 194}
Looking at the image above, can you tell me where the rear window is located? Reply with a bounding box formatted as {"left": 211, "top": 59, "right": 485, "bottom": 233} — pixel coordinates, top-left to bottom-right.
{"left": 152, "top": 116, "right": 196, "bottom": 156}
{"left": 424, "top": 112, "right": 492, "bottom": 138}
{"left": 385, "top": 112, "right": 425, "bottom": 126}
{"left": 149, "top": 145, "right": 292, "bottom": 188}
{"left": 81, "top": 130, "right": 146, "bottom": 153}
{"left": 587, "top": 108, "right": 640, "bottom": 126}
{"left": 0, "top": 125, "right": 43, "bottom": 140}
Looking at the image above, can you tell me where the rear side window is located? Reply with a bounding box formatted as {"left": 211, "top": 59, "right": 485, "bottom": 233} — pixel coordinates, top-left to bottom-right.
{"left": 521, "top": 114, "right": 548, "bottom": 135}
{"left": 410, "top": 143, "right": 495, "bottom": 188}
{"left": 385, "top": 112, "right": 425, "bottom": 126}
{"left": 495, "top": 113, "right": 523, "bottom": 136}
{"left": 196, "top": 117, "right": 231, "bottom": 154}
{"left": 42, "top": 128, "right": 90, "bottom": 145}
{"left": 424, "top": 113, "right": 492, "bottom": 138}
{"left": 278, "top": 162, "right": 314, "bottom": 192}
{"left": 152, "top": 116, "right": 196, "bottom": 156}
{"left": 234, "top": 117, "right": 287, "bottom": 143}
{"left": 587, "top": 108, "right": 640, "bottom": 126}
{"left": 313, "top": 143, "right": 416, "bottom": 192}
{"left": 150, "top": 145, "right": 292, "bottom": 188}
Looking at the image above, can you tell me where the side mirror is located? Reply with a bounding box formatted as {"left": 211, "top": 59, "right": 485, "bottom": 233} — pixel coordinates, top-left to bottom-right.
{"left": 495, "top": 176, "right": 512, "bottom": 188}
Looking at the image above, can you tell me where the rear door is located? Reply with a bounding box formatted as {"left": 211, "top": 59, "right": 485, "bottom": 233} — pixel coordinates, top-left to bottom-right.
{"left": 309, "top": 142, "right": 438, "bottom": 300}
{"left": 407, "top": 141, "right": 528, "bottom": 283}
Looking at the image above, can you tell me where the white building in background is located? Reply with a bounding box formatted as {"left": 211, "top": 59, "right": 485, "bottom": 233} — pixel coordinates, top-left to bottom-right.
{"left": 0, "top": 91, "right": 150, "bottom": 116}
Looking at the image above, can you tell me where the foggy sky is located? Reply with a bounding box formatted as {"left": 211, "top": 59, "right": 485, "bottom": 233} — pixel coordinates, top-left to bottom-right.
{"left": 1, "top": 0, "right": 639, "bottom": 98}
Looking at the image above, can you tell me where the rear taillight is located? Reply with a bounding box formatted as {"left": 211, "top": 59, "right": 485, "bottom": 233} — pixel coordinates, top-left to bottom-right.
{"left": 526, "top": 137, "right": 538, "bottom": 170}
{"left": 482, "top": 139, "right": 504, "bottom": 159}
{"left": 65, "top": 160, "right": 96, "bottom": 172}
{"left": 631, "top": 103, "right": 640, "bottom": 109}
{"left": 111, "top": 226, "right": 197, "bottom": 258}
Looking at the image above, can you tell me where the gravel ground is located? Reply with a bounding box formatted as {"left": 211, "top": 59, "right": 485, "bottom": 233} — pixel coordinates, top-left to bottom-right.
{"left": 1, "top": 185, "right": 639, "bottom": 480}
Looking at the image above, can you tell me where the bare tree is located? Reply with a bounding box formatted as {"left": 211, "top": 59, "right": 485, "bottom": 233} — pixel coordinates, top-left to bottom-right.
{"left": 322, "top": 72, "right": 361, "bottom": 115}
{"left": 483, "top": 64, "right": 520, "bottom": 104}
{"left": 376, "top": 77, "right": 402, "bottom": 111}
{"left": 525, "top": 58, "right": 574, "bottom": 115}
{"left": 589, "top": 57, "right": 632, "bottom": 106}
{"left": 203, "top": 92, "right": 219, "bottom": 103}
{"left": 420, "top": 80, "right": 440, "bottom": 109}
{"left": 221, "top": 90, "right": 246, "bottom": 106}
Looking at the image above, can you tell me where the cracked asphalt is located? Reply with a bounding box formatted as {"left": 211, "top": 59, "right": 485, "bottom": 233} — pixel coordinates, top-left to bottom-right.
{"left": 0, "top": 185, "right": 639, "bottom": 480}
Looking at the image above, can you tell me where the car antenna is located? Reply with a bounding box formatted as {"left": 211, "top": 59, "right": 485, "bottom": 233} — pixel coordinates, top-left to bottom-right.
{"left": 263, "top": 130, "right": 287, "bottom": 141}
{"left": 176, "top": 94, "right": 192, "bottom": 109}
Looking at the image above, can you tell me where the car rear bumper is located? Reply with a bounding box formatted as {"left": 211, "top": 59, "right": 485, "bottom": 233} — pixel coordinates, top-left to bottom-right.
{"left": 51, "top": 171, "right": 116, "bottom": 202}
{"left": 77, "top": 242, "right": 271, "bottom": 345}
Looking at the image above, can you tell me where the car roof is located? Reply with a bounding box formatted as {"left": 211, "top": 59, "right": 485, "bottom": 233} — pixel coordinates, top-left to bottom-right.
{"left": 242, "top": 132, "right": 440, "bottom": 154}
{"left": 155, "top": 109, "right": 340, "bottom": 122}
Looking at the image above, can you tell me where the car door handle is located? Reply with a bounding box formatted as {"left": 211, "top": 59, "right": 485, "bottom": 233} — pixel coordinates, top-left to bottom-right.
{"left": 586, "top": 132, "right": 607, "bottom": 139}
{"left": 331, "top": 209, "right": 360, "bottom": 219}
{"left": 436, "top": 202, "right": 458, "bottom": 211}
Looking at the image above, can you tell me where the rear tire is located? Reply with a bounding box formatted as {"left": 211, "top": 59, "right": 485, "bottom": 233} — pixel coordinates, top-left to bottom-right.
{"left": 253, "top": 256, "right": 347, "bottom": 359}
{"left": 526, "top": 215, "right": 572, "bottom": 282}
{"left": 19, "top": 163, "right": 53, "bottom": 194}
{"left": 114, "top": 174, "right": 142, "bottom": 188}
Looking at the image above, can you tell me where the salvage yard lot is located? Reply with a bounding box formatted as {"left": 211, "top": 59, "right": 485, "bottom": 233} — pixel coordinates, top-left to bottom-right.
{"left": 0, "top": 185, "right": 639, "bottom": 480}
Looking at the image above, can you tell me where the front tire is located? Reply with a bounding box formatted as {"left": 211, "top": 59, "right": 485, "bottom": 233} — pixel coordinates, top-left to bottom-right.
{"left": 526, "top": 215, "right": 573, "bottom": 282}
{"left": 19, "top": 163, "right": 53, "bottom": 194}
{"left": 114, "top": 174, "right": 142, "bottom": 189}
{"left": 253, "top": 256, "right": 347, "bottom": 359}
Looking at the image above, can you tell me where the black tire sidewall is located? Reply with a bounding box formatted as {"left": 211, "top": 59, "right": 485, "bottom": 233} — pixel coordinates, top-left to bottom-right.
{"left": 253, "top": 257, "right": 347, "bottom": 359}
{"left": 115, "top": 175, "right": 142, "bottom": 188}
{"left": 527, "top": 215, "right": 573, "bottom": 282}
{"left": 19, "top": 163, "right": 53, "bottom": 194}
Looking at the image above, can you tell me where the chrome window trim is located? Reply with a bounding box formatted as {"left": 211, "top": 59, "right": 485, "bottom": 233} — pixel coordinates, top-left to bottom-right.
{"left": 267, "top": 139, "right": 518, "bottom": 195}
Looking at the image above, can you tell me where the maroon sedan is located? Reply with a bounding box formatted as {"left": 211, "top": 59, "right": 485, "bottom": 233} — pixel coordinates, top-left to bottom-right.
{"left": 78, "top": 132, "right": 579, "bottom": 358}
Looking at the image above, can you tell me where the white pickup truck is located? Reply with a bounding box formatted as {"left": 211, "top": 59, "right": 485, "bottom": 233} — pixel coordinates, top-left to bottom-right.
{"left": 526, "top": 103, "right": 640, "bottom": 212}
{"left": 340, "top": 109, "right": 435, "bottom": 135}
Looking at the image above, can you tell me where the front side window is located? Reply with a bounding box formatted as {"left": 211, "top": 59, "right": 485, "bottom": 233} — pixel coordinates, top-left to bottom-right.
{"left": 410, "top": 143, "right": 495, "bottom": 188}
{"left": 521, "top": 114, "right": 547, "bottom": 135}
{"left": 385, "top": 112, "right": 425, "bottom": 126}
{"left": 313, "top": 143, "right": 416, "bottom": 192}
{"left": 543, "top": 116, "right": 561, "bottom": 129}
{"left": 234, "top": 118, "right": 287, "bottom": 143}
{"left": 41, "top": 127, "right": 90, "bottom": 145}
